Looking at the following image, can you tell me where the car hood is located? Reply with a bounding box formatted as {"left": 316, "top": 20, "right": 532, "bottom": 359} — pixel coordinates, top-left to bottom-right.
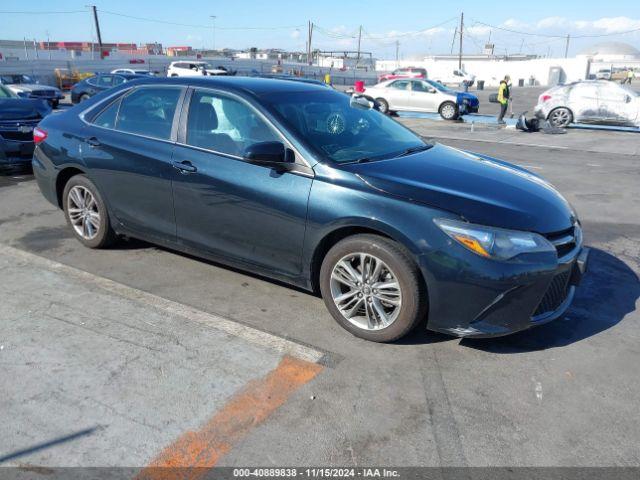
{"left": 345, "top": 143, "right": 575, "bottom": 234}
{"left": 10, "top": 83, "right": 57, "bottom": 92}
{"left": 0, "top": 98, "right": 51, "bottom": 121}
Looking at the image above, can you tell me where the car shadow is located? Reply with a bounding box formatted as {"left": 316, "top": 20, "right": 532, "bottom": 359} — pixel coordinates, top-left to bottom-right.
{"left": 461, "top": 248, "right": 639, "bottom": 353}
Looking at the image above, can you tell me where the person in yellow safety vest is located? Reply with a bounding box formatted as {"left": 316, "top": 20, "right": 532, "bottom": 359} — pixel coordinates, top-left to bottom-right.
{"left": 622, "top": 69, "right": 634, "bottom": 85}
{"left": 497, "top": 75, "right": 511, "bottom": 124}
{"left": 324, "top": 73, "right": 332, "bottom": 85}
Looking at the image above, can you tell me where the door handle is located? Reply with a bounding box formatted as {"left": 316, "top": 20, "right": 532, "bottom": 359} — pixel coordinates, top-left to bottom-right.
{"left": 172, "top": 160, "right": 197, "bottom": 174}
{"left": 85, "top": 136, "right": 101, "bottom": 147}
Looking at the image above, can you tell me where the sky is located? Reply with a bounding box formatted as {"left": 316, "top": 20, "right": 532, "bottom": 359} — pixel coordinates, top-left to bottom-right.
{"left": 1, "top": 0, "right": 639, "bottom": 59}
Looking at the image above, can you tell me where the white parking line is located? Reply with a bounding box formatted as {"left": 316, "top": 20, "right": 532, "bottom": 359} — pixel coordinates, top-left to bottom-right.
{"left": 1, "top": 244, "right": 326, "bottom": 364}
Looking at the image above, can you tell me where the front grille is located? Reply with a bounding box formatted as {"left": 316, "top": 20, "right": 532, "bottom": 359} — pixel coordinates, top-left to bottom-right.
{"left": 544, "top": 226, "right": 579, "bottom": 258}
{"left": 0, "top": 129, "right": 33, "bottom": 141}
{"left": 29, "top": 90, "right": 55, "bottom": 98}
{"left": 534, "top": 270, "right": 571, "bottom": 316}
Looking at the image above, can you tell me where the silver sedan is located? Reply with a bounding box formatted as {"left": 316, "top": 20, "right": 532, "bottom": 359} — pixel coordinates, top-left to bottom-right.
{"left": 363, "top": 79, "right": 465, "bottom": 120}
{"left": 534, "top": 80, "right": 640, "bottom": 128}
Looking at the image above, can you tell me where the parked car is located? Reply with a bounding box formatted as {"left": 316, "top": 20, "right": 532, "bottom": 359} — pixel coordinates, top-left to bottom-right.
{"left": 378, "top": 67, "right": 427, "bottom": 82}
{"left": 534, "top": 80, "right": 639, "bottom": 127}
{"left": 595, "top": 69, "right": 612, "bottom": 80}
{"left": 0, "top": 74, "right": 64, "bottom": 108}
{"left": 430, "top": 67, "right": 476, "bottom": 87}
{"left": 111, "top": 68, "right": 154, "bottom": 76}
{"left": 32, "top": 77, "right": 587, "bottom": 342}
{"left": 167, "top": 61, "right": 232, "bottom": 77}
{"left": 70, "top": 73, "right": 143, "bottom": 104}
{"left": 363, "top": 78, "right": 479, "bottom": 119}
{"left": 0, "top": 85, "right": 51, "bottom": 170}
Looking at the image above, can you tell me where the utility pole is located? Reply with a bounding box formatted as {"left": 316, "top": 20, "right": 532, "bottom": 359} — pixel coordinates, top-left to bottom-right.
{"left": 458, "top": 12, "right": 464, "bottom": 69}
{"left": 395, "top": 40, "right": 400, "bottom": 63}
{"left": 46, "top": 31, "right": 51, "bottom": 60}
{"left": 88, "top": 5, "right": 104, "bottom": 59}
{"left": 564, "top": 34, "right": 570, "bottom": 58}
{"left": 307, "top": 21, "right": 314, "bottom": 65}
{"left": 23, "top": 38, "right": 29, "bottom": 60}
{"left": 33, "top": 39, "right": 39, "bottom": 59}
{"left": 210, "top": 16, "right": 217, "bottom": 53}
{"left": 356, "top": 25, "right": 362, "bottom": 65}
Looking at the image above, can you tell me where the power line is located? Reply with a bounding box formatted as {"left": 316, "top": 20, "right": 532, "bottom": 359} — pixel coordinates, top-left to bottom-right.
{"left": 362, "top": 17, "right": 459, "bottom": 40}
{"left": 0, "top": 10, "right": 86, "bottom": 14}
{"left": 99, "top": 9, "right": 302, "bottom": 31}
{"left": 471, "top": 19, "right": 640, "bottom": 39}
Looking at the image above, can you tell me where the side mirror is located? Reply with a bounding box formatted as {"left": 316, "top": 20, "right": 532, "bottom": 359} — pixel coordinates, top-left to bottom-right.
{"left": 625, "top": 95, "right": 632, "bottom": 103}
{"left": 243, "top": 141, "right": 294, "bottom": 169}
{"left": 350, "top": 94, "right": 374, "bottom": 110}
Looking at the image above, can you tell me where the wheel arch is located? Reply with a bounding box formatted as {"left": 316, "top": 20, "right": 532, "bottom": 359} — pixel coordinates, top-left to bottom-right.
{"left": 55, "top": 166, "right": 87, "bottom": 208}
{"left": 309, "top": 222, "right": 425, "bottom": 295}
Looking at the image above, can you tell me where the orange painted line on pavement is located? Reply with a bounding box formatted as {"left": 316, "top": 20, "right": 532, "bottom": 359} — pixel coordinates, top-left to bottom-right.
{"left": 135, "top": 355, "right": 323, "bottom": 480}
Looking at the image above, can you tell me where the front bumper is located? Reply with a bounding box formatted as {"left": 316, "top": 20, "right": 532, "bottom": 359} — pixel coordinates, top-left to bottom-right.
{"left": 421, "top": 242, "right": 589, "bottom": 339}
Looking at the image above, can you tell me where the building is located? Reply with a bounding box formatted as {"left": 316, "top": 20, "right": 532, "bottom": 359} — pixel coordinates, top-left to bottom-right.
{"left": 166, "top": 46, "right": 194, "bottom": 57}
{"left": 577, "top": 42, "right": 640, "bottom": 62}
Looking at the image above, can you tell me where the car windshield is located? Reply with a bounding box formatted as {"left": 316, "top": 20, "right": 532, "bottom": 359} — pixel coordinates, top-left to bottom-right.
{"left": 261, "top": 90, "right": 428, "bottom": 164}
{"left": 425, "top": 79, "right": 455, "bottom": 93}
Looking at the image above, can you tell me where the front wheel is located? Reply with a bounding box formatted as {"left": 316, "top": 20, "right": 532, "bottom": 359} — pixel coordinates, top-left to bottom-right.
{"left": 63, "top": 175, "right": 116, "bottom": 249}
{"left": 79, "top": 93, "right": 90, "bottom": 103}
{"left": 439, "top": 101, "right": 459, "bottom": 120}
{"left": 548, "top": 107, "right": 573, "bottom": 127}
{"left": 319, "top": 234, "right": 427, "bottom": 342}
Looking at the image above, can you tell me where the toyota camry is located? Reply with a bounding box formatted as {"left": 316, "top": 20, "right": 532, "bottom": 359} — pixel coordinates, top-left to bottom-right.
{"left": 32, "top": 77, "right": 588, "bottom": 342}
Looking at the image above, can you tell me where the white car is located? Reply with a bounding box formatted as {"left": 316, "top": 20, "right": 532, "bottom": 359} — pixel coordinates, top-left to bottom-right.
{"left": 431, "top": 68, "right": 476, "bottom": 87}
{"left": 362, "top": 79, "right": 479, "bottom": 120}
{"left": 595, "top": 69, "right": 612, "bottom": 80}
{"left": 167, "top": 61, "right": 230, "bottom": 77}
{"left": 534, "top": 80, "right": 639, "bottom": 127}
{"left": 111, "top": 68, "right": 154, "bottom": 75}
{"left": 0, "top": 74, "right": 64, "bottom": 108}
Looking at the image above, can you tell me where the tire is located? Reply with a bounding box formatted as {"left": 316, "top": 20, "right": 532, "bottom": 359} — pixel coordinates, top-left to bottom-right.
{"left": 439, "top": 101, "right": 459, "bottom": 120}
{"left": 319, "top": 234, "right": 427, "bottom": 342}
{"left": 62, "top": 175, "right": 116, "bottom": 249}
{"left": 547, "top": 107, "right": 573, "bottom": 128}
{"left": 170, "top": 73, "right": 178, "bottom": 77}
{"left": 375, "top": 97, "right": 390, "bottom": 114}
{"left": 79, "top": 93, "right": 91, "bottom": 103}
{"left": 51, "top": 99, "right": 59, "bottom": 109}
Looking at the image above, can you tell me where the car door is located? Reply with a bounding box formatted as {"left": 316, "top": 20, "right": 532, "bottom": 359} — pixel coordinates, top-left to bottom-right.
{"left": 409, "top": 80, "right": 439, "bottom": 112}
{"left": 568, "top": 83, "right": 600, "bottom": 123}
{"left": 81, "top": 85, "right": 184, "bottom": 243}
{"left": 597, "top": 82, "right": 637, "bottom": 125}
{"left": 170, "top": 88, "right": 313, "bottom": 278}
{"left": 385, "top": 80, "right": 411, "bottom": 110}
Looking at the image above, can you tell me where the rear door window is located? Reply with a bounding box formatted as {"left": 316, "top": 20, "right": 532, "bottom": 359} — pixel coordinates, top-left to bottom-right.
{"left": 97, "top": 76, "right": 114, "bottom": 88}
{"left": 115, "top": 87, "right": 182, "bottom": 140}
{"left": 93, "top": 99, "right": 121, "bottom": 129}
{"left": 390, "top": 80, "right": 410, "bottom": 90}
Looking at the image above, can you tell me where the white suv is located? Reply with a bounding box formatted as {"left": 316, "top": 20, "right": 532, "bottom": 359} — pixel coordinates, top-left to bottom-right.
{"left": 167, "top": 61, "right": 229, "bottom": 77}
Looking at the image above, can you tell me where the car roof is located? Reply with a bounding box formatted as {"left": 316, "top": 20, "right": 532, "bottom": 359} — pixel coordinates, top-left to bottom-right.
{"left": 125, "top": 76, "right": 332, "bottom": 96}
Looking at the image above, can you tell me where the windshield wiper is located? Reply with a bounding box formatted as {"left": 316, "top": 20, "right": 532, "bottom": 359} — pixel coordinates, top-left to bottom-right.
{"left": 396, "top": 144, "right": 434, "bottom": 157}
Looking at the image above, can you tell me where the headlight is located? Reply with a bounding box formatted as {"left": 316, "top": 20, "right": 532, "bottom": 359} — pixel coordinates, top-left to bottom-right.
{"left": 434, "top": 218, "right": 555, "bottom": 261}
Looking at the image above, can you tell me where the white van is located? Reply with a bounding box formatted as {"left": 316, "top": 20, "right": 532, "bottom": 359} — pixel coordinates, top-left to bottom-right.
{"left": 167, "top": 61, "right": 229, "bottom": 77}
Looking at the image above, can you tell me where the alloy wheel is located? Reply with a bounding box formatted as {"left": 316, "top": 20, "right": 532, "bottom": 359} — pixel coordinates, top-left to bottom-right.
{"left": 441, "top": 103, "right": 456, "bottom": 120}
{"left": 329, "top": 253, "right": 402, "bottom": 331}
{"left": 549, "top": 108, "right": 571, "bottom": 127}
{"left": 67, "top": 185, "right": 100, "bottom": 240}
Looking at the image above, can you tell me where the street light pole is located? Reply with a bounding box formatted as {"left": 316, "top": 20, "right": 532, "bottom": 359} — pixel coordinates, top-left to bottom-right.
{"left": 210, "top": 15, "right": 217, "bottom": 54}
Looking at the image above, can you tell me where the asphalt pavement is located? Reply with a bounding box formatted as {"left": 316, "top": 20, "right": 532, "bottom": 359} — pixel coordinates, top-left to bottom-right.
{"left": 1, "top": 113, "right": 639, "bottom": 469}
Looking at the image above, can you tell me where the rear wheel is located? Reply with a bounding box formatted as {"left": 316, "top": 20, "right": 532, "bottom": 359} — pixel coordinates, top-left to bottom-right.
{"left": 79, "top": 93, "right": 90, "bottom": 103}
{"left": 51, "top": 99, "right": 59, "bottom": 109}
{"left": 63, "top": 175, "right": 116, "bottom": 249}
{"left": 319, "top": 234, "right": 427, "bottom": 342}
{"left": 548, "top": 107, "right": 573, "bottom": 127}
{"left": 439, "top": 101, "right": 459, "bottom": 120}
{"left": 375, "top": 97, "right": 390, "bottom": 114}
